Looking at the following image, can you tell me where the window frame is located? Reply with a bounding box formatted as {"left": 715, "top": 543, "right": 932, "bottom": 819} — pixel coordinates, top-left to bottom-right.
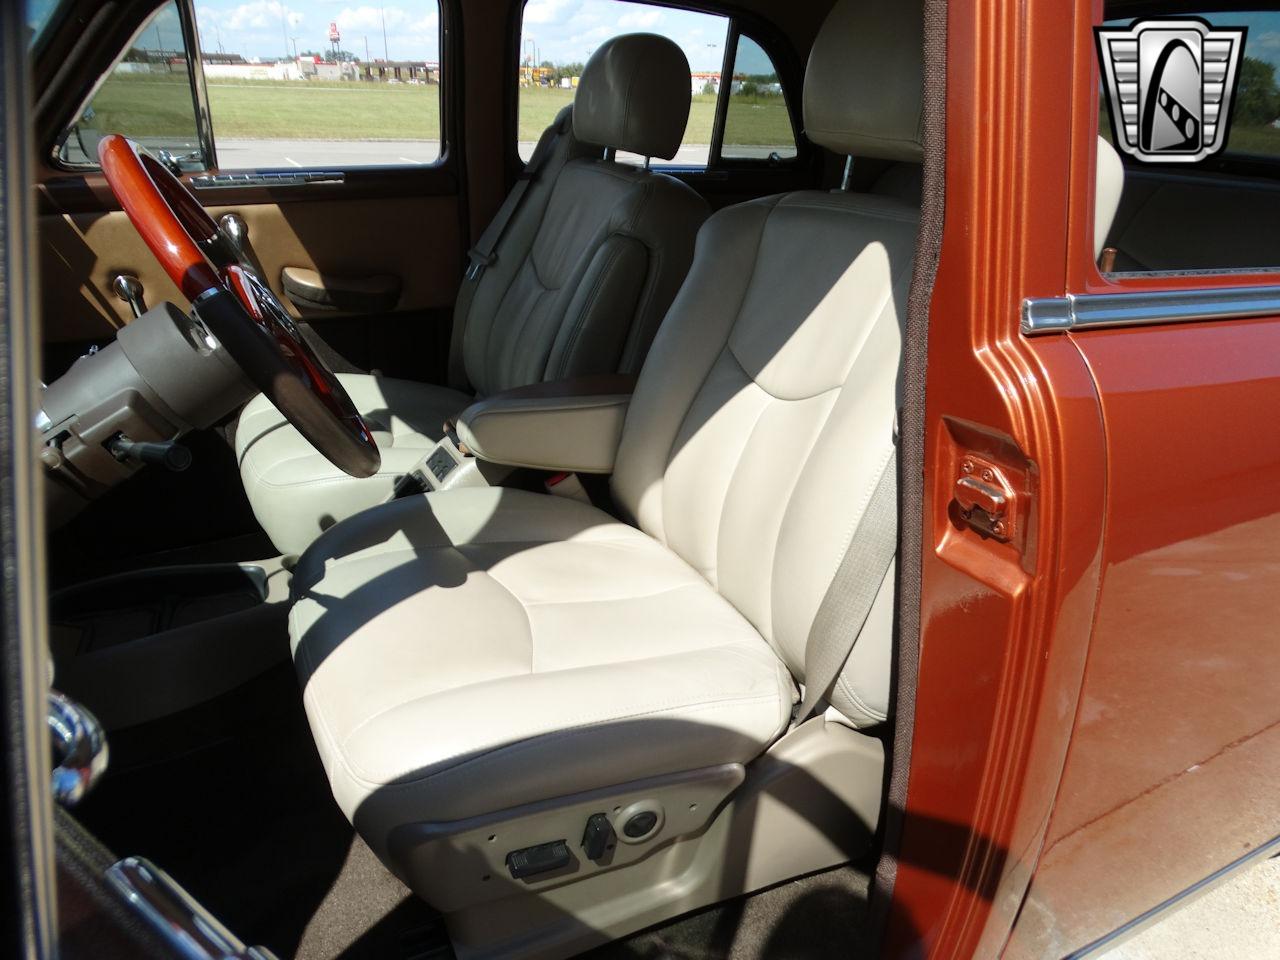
{"left": 47, "top": 0, "right": 453, "bottom": 176}
{"left": 50, "top": 0, "right": 210, "bottom": 173}
{"left": 1064, "top": 0, "right": 1280, "bottom": 314}
{"left": 509, "top": 0, "right": 810, "bottom": 177}
{"left": 712, "top": 23, "right": 803, "bottom": 169}
{"left": 1099, "top": 2, "right": 1280, "bottom": 179}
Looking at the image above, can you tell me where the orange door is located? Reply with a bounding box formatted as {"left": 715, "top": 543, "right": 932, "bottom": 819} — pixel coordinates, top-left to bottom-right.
{"left": 884, "top": 1, "right": 1280, "bottom": 957}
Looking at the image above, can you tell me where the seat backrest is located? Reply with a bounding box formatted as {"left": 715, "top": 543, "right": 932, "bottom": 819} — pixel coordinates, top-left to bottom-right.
{"left": 613, "top": 0, "right": 923, "bottom": 726}
{"left": 457, "top": 34, "right": 710, "bottom": 398}
{"left": 1095, "top": 135, "right": 1124, "bottom": 261}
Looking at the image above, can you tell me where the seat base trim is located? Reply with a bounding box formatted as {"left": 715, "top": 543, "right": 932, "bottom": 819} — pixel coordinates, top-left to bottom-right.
{"left": 437, "top": 719, "right": 884, "bottom": 960}
{"left": 387, "top": 763, "right": 746, "bottom": 913}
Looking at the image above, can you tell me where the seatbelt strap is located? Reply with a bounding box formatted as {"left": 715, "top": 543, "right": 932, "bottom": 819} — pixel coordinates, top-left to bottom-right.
{"left": 464, "top": 111, "right": 565, "bottom": 281}
{"left": 793, "top": 447, "right": 898, "bottom": 727}
{"left": 448, "top": 110, "right": 569, "bottom": 390}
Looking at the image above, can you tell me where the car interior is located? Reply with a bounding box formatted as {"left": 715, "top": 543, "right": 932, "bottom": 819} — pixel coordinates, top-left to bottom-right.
{"left": 27, "top": 0, "right": 1192, "bottom": 956}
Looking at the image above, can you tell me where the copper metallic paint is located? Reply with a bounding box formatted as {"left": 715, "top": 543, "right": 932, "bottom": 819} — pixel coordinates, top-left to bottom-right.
{"left": 886, "top": 2, "right": 1280, "bottom": 957}
{"left": 885, "top": 0, "right": 1109, "bottom": 955}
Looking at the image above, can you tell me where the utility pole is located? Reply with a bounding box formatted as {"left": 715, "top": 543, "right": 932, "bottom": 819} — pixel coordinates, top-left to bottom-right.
{"left": 380, "top": 6, "right": 389, "bottom": 60}
{"left": 364, "top": 35, "right": 370, "bottom": 62}
{"left": 290, "top": 36, "right": 299, "bottom": 59}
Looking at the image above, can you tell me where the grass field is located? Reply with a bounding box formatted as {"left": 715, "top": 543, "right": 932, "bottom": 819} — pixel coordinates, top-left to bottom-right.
{"left": 518, "top": 87, "right": 794, "bottom": 149}
{"left": 1099, "top": 104, "right": 1280, "bottom": 159}
{"left": 86, "top": 73, "right": 795, "bottom": 150}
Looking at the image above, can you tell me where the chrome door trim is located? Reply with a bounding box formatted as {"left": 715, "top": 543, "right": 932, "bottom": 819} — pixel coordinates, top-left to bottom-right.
{"left": 1022, "top": 286, "right": 1280, "bottom": 335}
{"left": 106, "top": 857, "right": 280, "bottom": 960}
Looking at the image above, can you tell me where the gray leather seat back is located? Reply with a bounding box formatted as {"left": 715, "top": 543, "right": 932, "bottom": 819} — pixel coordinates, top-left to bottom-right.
{"left": 457, "top": 34, "right": 709, "bottom": 397}
{"left": 612, "top": 0, "right": 923, "bottom": 725}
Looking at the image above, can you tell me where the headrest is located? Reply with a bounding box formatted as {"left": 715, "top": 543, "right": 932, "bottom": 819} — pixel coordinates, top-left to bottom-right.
{"left": 804, "top": 0, "right": 924, "bottom": 161}
{"left": 573, "top": 33, "right": 691, "bottom": 160}
{"left": 1095, "top": 136, "right": 1124, "bottom": 260}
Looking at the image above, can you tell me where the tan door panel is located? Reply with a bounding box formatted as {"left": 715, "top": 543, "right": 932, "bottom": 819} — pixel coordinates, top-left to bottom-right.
{"left": 39, "top": 194, "right": 461, "bottom": 343}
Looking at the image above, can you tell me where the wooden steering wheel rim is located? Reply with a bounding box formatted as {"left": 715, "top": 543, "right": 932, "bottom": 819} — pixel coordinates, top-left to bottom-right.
{"left": 96, "top": 135, "right": 381, "bottom": 480}
{"left": 98, "top": 136, "right": 224, "bottom": 301}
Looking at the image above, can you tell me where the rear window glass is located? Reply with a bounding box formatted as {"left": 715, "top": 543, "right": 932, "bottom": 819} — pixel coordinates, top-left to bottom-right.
{"left": 517, "top": 0, "right": 730, "bottom": 168}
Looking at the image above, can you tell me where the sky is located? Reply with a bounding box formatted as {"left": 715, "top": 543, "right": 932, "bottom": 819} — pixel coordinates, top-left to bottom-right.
{"left": 186, "top": 3, "right": 1280, "bottom": 73}
{"left": 188, "top": 0, "right": 758, "bottom": 71}
{"left": 1104, "top": 13, "right": 1280, "bottom": 72}
{"left": 38, "top": 2, "right": 1275, "bottom": 77}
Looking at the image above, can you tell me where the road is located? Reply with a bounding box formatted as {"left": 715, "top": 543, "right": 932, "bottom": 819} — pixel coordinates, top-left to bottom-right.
{"left": 214, "top": 139, "right": 782, "bottom": 169}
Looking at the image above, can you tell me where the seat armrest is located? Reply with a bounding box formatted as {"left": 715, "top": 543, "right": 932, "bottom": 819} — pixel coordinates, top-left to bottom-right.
{"left": 456, "top": 375, "right": 636, "bottom": 473}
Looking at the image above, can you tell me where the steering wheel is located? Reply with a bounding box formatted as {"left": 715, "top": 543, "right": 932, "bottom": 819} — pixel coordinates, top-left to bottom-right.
{"left": 96, "top": 135, "right": 380, "bottom": 479}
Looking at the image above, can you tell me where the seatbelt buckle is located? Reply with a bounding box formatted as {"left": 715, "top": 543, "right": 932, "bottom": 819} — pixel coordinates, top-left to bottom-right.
{"left": 465, "top": 248, "right": 497, "bottom": 282}
{"left": 544, "top": 471, "right": 591, "bottom": 504}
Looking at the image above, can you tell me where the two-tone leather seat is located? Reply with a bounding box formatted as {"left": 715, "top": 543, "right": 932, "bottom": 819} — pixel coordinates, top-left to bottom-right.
{"left": 288, "top": 2, "right": 922, "bottom": 955}
{"left": 236, "top": 33, "right": 709, "bottom": 555}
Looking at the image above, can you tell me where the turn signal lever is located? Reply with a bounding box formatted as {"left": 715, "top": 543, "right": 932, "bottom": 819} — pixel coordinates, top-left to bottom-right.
{"left": 107, "top": 435, "right": 192, "bottom": 472}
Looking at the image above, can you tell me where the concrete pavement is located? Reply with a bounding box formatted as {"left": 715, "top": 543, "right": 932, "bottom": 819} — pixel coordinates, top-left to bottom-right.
{"left": 1100, "top": 856, "right": 1280, "bottom": 960}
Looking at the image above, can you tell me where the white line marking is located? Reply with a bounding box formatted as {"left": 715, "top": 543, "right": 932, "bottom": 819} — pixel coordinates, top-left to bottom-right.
{"left": 399, "top": 156, "right": 421, "bottom": 164}
{"left": 283, "top": 156, "right": 302, "bottom": 167}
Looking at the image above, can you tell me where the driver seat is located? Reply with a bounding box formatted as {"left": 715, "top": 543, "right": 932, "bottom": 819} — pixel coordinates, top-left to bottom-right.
{"left": 290, "top": 1, "right": 921, "bottom": 956}
{"left": 236, "top": 34, "right": 709, "bottom": 556}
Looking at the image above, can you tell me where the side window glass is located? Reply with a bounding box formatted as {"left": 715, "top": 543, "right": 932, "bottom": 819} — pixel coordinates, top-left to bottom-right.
{"left": 720, "top": 35, "right": 797, "bottom": 161}
{"left": 1095, "top": 8, "right": 1280, "bottom": 275}
{"left": 1099, "top": 11, "right": 1280, "bottom": 161}
{"left": 57, "top": 2, "right": 203, "bottom": 170}
{"left": 517, "top": 0, "right": 730, "bottom": 169}
{"left": 193, "top": 2, "right": 443, "bottom": 169}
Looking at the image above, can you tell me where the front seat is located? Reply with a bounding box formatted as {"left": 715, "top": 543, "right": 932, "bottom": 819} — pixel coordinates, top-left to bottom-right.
{"left": 289, "top": 1, "right": 920, "bottom": 955}
{"left": 236, "top": 33, "right": 709, "bottom": 555}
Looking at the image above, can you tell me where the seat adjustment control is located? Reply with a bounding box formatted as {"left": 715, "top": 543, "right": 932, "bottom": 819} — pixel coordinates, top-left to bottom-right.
{"left": 581, "top": 813, "right": 615, "bottom": 861}
{"left": 506, "top": 839, "right": 571, "bottom": 880}
{"left": 623, "top": 811, "right": 659, "bottom": 839}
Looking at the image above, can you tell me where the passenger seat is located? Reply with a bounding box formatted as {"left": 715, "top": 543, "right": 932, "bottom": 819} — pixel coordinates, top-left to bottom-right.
{"left": 236, "top": 33, "right": 711, "bottom": 555}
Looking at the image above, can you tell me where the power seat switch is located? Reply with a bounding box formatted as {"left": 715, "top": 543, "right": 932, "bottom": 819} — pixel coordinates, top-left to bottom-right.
{"left": 506, "top": 839, "right": 571, "bottom": 880}
{"left": 581, "top": 813, "right": 615, "bottom": 861}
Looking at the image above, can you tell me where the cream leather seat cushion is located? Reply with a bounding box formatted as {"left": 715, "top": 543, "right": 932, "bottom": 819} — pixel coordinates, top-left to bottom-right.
{"left": 290, "top": 486, "right": 794, "bottom": 852}
{"left": 236, "top": 373, "right": 471, "bottom": 551}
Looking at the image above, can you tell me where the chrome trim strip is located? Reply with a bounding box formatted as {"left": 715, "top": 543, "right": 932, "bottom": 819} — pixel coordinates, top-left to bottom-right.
{"left": 106, "top": 857, "right": 280, "bottom": 960}
{"left": 191, "top": 171, "right": 345, "bottom": 189}
{"left": 1022, "top": 286, "right": 1280, "bottom": 335}
{"left": 1066, "top": 832, "right": 1280, "bottom": 959}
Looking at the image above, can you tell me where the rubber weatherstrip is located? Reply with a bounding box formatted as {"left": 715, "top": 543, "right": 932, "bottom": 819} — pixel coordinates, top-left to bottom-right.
{"left": 864, "top": 0, "right": 948, "bottom": 950}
